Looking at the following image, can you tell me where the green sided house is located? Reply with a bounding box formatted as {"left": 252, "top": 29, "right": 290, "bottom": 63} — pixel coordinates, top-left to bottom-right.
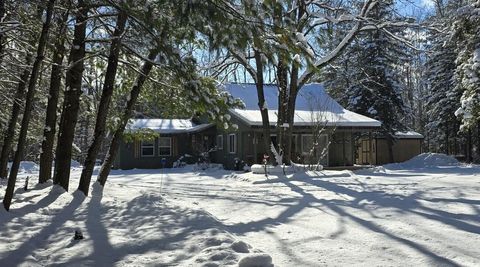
{"left": 113, "top": 83, "right": 423, "bottom": 169}
{"left": 113, "top": 119, "right": 216, "bottom": 169}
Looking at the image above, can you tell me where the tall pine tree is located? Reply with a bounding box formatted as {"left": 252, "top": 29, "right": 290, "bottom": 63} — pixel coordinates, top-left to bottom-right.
{"left": 346, "top": 0, "right": 406, "bottom": 162}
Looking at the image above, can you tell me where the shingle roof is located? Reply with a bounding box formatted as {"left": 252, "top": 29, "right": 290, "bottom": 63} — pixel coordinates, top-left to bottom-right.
{"left": 224, "top": 83, "right": 382, "bottom": 127}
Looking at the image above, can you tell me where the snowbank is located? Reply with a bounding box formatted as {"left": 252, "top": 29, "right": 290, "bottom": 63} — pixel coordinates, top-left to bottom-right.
{"left": 238, "top": 253, "right": 273, "bottom": 267}
{"left": 251, "top": 163, "right": 322, "bottom": 174}
{"left": 251, "top": 164, "right": 288, "bottom": 174}
{"left": 187, "top": 236, "right": 273, "bottom": 266}
{"left": 385, "top": 153, "right": 459, "bottom": 169}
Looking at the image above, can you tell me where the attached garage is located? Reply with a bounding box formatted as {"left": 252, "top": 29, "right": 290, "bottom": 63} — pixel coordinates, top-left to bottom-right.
{"left": 356, "top": 131, "right": 424, "bottom": 165}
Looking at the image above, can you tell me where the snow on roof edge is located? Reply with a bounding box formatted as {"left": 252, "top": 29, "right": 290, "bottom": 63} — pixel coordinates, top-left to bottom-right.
{"left": 394, "top": 131, "right": 424, "bottom": 139}
{"left": 126, "top": 119, "right": 213, "bottom": 134}
{"left": 229, "top": 109, "right": 382, "bottom": 128}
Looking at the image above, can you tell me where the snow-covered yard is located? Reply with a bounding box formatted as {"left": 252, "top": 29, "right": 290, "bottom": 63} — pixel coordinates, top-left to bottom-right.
{"left": 1, "top": 154, "right": 480, "bottom": 266}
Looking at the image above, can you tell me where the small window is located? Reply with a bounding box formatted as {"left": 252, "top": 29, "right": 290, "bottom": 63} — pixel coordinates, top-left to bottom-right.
{"left": 302, "top": 134, "right": 328, "bottom": 154}
{"left": 158, "top": 137, "right": 172, "bottom": 156}
{"left": 217, "top": 135, "right": 223, "bottom": 150}
{"left": 141, "top": 140, "right": 155, "bottom": 157}
{"left": 302, "top": 134, "right": 314, "bottom": 154}
{"left": 228, "top": 134, "right": 236, "bottom": 154}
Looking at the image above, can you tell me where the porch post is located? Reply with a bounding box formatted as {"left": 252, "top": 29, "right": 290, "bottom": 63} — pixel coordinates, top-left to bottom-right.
{"left": 253, "top": 131, "right": 257, "bottom": 164}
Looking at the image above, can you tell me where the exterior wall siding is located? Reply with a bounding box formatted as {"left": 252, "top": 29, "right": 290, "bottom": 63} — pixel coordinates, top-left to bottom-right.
{"left": 114, "top": 115, "right": 393, "bottom": 169}
{"left": 375, "top": 138, "right": 423, "bottom": 165}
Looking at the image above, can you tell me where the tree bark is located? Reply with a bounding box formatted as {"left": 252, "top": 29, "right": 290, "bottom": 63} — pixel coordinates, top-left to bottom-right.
{"left": 477, "top": 121, "right": 480, "bottom": 162}
{"left": 467, "top": 128, "right": 472, "bottom": 163}
{"left": 0, "top": 0, "right": 6, "bottom": 64}
{"left": 276, "top": 59, "right": 288, "bottom": 162}
{"left": 78, "top": 11, "right": 127, "bottom": 195}
{"left": 0, "top": 54, "right": 32, "bottom": 178}
{"left": 53, "top": 0, "right": 88, "bottom": 191}
{"left": 253, "top": 50, "right": 272, "bottom": 161}
{"left": 97, "top": 49, "right": 159, "bottom": 186}
{"left": 3, "top": 0, "right": 55, "bottom": 211}
{"left": 38, "top": 9, "right": 69, "bottom": 184}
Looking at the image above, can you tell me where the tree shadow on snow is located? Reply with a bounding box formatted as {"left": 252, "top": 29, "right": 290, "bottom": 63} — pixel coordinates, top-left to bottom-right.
{"left": 59, "top": 190, "right": 231, "bottom": 266}
{"left": 293, "top": 175, "right": 476, "bottom": 266}
{"left": 222, "top": 171, "right": 478, "bottom": 266}
{"left": 0, "top": 184, "right": 64, "bottom": 226}
{"left": 0, "top": 190, "right": 85, "bottom": 265}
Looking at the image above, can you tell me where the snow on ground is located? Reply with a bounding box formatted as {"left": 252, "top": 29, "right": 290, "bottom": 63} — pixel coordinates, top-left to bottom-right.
{"left": 1, "top": 153, "right": 480, "bottom": 266}
{"left": 0, "top": 168, "right": 272, "bottom": 267}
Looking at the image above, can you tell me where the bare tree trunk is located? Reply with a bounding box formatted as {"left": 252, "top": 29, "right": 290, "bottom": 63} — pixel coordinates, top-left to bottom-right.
{"left": 477, "top": 121, "right": 480, "bottom": 162}
{"left": 285, "top": 58, "right": 300, "bottom": 164}
{"left": 0, "top": 0, "right": 6, "bottom": 64}
{"left": 38, "top": 9, "right": 69, "bottom": 184}
{"left": 53, "top": 0, "right": 88, "bottom": 191}
{"left": 467, "top": 128, "right": 472, "bottom": 163}
{"left": 97, "top": 49, "right": 159, "bottom": 186}
{"left": 276, "top": 60, "right": 288, "bottom": 162}
{"left": 254, "top": 50, "right": 272, "bottom": 161}
{"left": 3, "top": 0, "right": 55, "bottom": 211}
{"left": 0, "top": 55, "right": 31, "bottom": 179}
{"left": 78, "top": 11, "right": 127, "bottom": 195}
{"left": 445, "top": 123, "right": 449, "bottom": 155}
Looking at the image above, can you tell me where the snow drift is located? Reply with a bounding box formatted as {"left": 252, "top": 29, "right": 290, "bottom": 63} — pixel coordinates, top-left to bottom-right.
{"left": 385, "top": 153, "right": 459, "bottom": 169}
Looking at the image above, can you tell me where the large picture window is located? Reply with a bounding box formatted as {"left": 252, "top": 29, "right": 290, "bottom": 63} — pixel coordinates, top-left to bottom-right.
{"left": 228, "top": 134, "right": 236, "bottom": 154}
{"left": 158, "top": 137, "right": 172, "bottom": 156}
{"left": 217, "top": 135, "right": 223, "bottom": 150}
{"left": 141, "top": 140, "right": 155, "bottom": 157}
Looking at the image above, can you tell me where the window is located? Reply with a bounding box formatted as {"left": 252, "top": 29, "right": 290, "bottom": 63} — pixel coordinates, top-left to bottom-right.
{"left": 217, "top": 135, "right": 223, "bottom": 150}
{"left": 302, "top": 134, "right": 328, "bottom": 155}
{"left": 141, "top": 140, "right": 155, "bottom": 157}
{"left": 158, "top": 137, "right": 172, "bottom": 156}
{"left": 228, "top": 134, "right": 236, "bottom": 154}
{"left": 301, "top": 134, "right": 314, "bottom": 154}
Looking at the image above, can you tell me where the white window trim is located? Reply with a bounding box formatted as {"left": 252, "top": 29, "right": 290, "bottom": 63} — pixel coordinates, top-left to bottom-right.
{"left": 217, "top": 135, "right": 223, "bottom": 150}
{"left": 158, "top": 137, "right": 172, "bottom": 156}
{"left": 141, "top": 140, "right": 155, "bottom": 157}
{"left": 228, "top": 134, "right": 236, "bottom": 154}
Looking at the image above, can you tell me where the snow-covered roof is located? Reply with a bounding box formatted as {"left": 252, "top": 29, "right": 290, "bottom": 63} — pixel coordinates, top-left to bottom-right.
{"left": 224, "top": 83, "right": 381, "bottom": 127}
{"left": 127, "top": 119, "right": 213, "bottom": 134}
{"left": 394, "top": 131, "right": 424, "bottom": 139}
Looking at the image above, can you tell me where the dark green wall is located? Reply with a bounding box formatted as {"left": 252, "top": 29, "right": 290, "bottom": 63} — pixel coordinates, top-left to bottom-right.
{"left": 115, "top": 114, "right": 369, "bottom": 169}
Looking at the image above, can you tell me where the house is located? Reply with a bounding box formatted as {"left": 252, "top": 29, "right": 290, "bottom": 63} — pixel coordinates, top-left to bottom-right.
{"left": 113, "top": 119, "right": 216, "bottom": 169}
{"left": 212, "top": 83, "right": 382, "bottom": 169}
{"left": 113, "top": 83, "right": 423, "bottom": 169}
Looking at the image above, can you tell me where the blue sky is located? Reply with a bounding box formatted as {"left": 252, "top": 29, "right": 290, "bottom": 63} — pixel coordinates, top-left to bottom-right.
{"left": 396, "top": 0, "right": 436, "bottom": 18}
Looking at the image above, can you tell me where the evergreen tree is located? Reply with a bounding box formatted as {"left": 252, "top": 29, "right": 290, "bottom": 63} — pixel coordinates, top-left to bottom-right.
{"left": 346, "top": 0, "right": 407, "bottom": 162}
{"left": 453, "top": 1, "right": 480, "bottom": 130}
